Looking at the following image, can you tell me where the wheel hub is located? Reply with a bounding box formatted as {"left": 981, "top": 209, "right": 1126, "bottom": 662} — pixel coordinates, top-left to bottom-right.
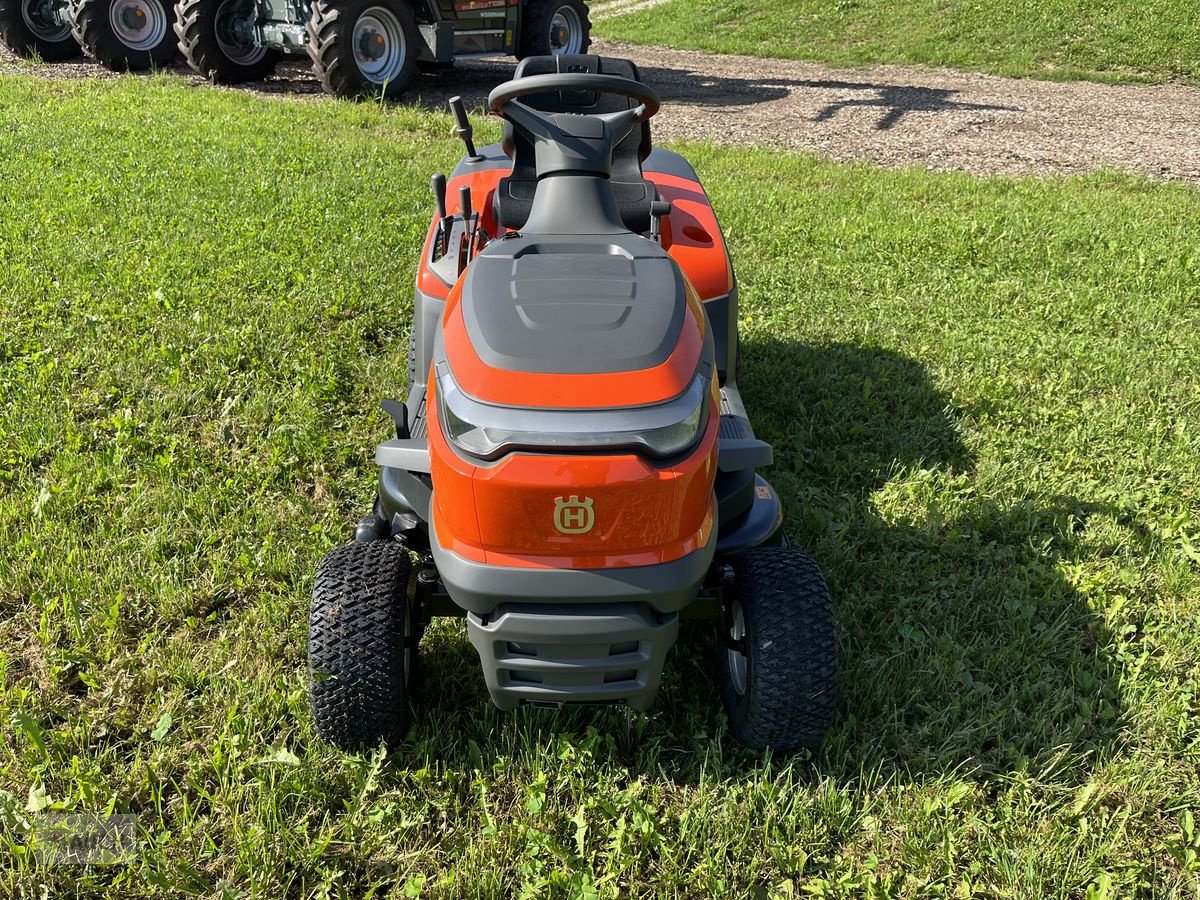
{"left": 22, "top": 0, "right": 71, "bottom": 40}
{"left": 726, "top": 600, "right": 748, "bottom": 697}
{"left": 351, "top": 7, "right": 406, "bottom": 85}
{"left": 109, "top": 0, "right": 166, "bottom": 50}
{"left": 214, "top": 0, "right": 267, "bottom": 66}
{"left": 358, "top": 27, "right": 385, "bottom": 61}
{"left": 549, "top": 6, "right": 582, "bottom": 56}
{"left": 120, "top": 4, "right": 145, "bottom": 30}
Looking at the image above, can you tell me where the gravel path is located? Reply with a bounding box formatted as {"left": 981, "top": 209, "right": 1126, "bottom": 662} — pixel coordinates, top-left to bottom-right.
{"left": 4, "top": 37, "right": 1199, "bottom": 184}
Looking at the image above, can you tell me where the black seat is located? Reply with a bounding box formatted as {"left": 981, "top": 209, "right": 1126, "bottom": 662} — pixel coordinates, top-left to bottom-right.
{"left": 494, "top": 55, "right": 656, "bottom": 234}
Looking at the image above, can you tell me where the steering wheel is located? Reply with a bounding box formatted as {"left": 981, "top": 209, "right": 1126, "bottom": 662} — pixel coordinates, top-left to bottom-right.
{"left": 486, "top": 73, "right": 662, "bottom": 177}
{"left": 488, "top": 72, "right": 661, "bottom": 120}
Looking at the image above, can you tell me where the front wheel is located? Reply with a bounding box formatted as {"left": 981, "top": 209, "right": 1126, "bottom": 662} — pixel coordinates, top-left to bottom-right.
{"left": 307, "top": 0, "right": 419, "bottom": 100}
{"left": 175, "top": 0, "right": 278, "bottom": 84}
{"left": 0, "top": 0, "right": 81, "bottom": 59}
{"left": 69, "top": 0, "right": 175, "bottom": 70}
{"left": 309, "top": 540, "right": 417, "bottom": 750}
{"left": 517, "top": 0, "right": 590, "bottom": 59}
{"left": 716, "top": 547, "right": 838, "bottom": 750}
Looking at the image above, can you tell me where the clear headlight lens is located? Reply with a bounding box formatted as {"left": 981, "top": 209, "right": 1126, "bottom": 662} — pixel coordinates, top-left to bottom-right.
{"left": 436, "top": 364, "right": 712, "bottom": 460}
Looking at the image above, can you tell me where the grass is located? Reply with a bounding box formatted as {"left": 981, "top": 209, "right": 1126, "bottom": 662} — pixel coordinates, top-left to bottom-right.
{"left": 1, "top": 73, "right": 1199, "bottom": 897}
{"left": 594, "top": 0, "right": 1200, "bottom": 84}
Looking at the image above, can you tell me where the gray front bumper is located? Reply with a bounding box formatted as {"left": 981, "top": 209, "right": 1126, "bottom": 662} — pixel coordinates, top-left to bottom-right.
{"left": 431, "top": 519, "right": 715, "bottom": 711}
{"left": 468, "top": 602, "right": 679, "bottom": 711}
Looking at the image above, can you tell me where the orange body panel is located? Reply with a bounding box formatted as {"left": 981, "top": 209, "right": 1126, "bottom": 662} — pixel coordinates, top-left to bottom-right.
{"left": 428, "top": 377, "right": 719, "bottom": 569}
{"left": 418, "top": 154, "right": 728, "bottom": 570}
{"left": 416, "top": 165, "right": 734, "bottom": 303}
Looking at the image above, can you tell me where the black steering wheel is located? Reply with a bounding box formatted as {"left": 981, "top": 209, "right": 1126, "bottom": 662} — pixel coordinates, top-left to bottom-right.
{"left": 485, "top": 73, "right": 661, "bottom": 178}
{"left": 487, "top": 72, "right": 661, "bottom": 121}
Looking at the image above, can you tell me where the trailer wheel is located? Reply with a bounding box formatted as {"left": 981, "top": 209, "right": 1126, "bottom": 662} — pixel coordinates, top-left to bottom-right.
{"left": 716, "top": 547, "right": 838, "bottom": 750}
{"left": 518, "top": 0, "right": 590, "bottom": 59}
{"left": 176, "top": 0, "right": 277, "bottom": 83}
{"left": 0, "top": 0, "right": 80, "bottom": 59}
{"left": 310, "top": 540, "right": 417, "bottom": 750}
{"left": 307, "top": 0, "right": 419, "bottom": 100}
{"left": 69, "top": 0, "right": 175, "bottom": 70}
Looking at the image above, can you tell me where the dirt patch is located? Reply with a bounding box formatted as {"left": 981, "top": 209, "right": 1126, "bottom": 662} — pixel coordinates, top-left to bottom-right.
{"left": 4, "top": 38, "right": 1199, "bottom": 184}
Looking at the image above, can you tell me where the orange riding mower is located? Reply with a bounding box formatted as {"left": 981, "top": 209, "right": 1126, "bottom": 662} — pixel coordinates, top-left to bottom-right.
{"left": 309, "top": 55, "right": 837, "bottom": 751}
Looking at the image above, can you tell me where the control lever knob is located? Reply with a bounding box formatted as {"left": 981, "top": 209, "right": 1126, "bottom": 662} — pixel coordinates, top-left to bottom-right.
{"left": 449, "top": 96, "right": 480, "bottom": 161}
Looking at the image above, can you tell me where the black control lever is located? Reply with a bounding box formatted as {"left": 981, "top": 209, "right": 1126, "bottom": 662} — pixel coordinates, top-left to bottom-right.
{"left": 449, "top": 96, "right": 481, "bottom": 161}
{"left": 431, "top": 173, "right": 450, "bottom": 256}
{"left": 649, "top": 199, "right": 672, "bottom": 244}
{"left": 458, "top": 185, "right": 473, "bottom": 271}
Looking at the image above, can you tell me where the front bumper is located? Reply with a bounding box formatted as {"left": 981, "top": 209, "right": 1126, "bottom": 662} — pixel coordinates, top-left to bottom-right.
{"left": 432, "top": 518, "right": 715, "bottom": 711}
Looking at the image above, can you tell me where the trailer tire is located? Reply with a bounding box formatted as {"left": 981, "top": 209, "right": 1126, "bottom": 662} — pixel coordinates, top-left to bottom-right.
{"left": 176, "top": 0, "right": 278, "bottom": 84}
{"left": 307, "top": 0, "right": 419, "bottom": 100}
{"left": 716, "top": 547, "right": 838, "bottom": 751}
{"left": 310, "top": 540, "right": 417, "bottom": 750}
{"left": 517, "top": 0, "right": 589, "bottom": 59}
{"left": 0, "top": 0, "right": 81, "bottom": 59}
{"left": 69, "top": 0, "right": 175, "bottom": 70}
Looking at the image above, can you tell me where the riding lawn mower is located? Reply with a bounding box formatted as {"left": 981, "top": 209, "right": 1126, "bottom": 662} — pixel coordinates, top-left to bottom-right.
{"left": 309, "top": 55, "right": 839, "bottom": 751}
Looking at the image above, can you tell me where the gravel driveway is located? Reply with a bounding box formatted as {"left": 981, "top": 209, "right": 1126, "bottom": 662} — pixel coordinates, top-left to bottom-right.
{"left": 4, "top": 37, "right": 1199, "bottom": 184}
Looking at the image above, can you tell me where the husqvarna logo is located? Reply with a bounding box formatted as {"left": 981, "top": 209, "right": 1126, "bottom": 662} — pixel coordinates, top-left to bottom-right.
{"left": 554, "top": 496, "right": 595, "bottom": 534}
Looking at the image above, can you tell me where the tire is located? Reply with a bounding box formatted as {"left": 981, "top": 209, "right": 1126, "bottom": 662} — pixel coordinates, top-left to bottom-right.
{"left": 175, "top": 0, "right": 277, "bottom": 84}
{"left": 0, "top": 0, "right": 81, "bottom": 59}
{"left": 69, "top": 0, "right": 175, "bottom": 71}
{"left": 307, "top": 0, "right": 419, "bottom": 100}
{"left": 716, "top": 547, "right": 838, "bottom": 750}
{"left": 517, "top": 0, "right": 589, "bottom": 59}
{"left": 309, "top": 540, "right": 416, "bottom": 750}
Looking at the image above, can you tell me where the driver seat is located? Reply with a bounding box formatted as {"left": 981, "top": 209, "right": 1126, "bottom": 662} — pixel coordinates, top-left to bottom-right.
{"left": 494, "top": 55, "right": 657, "bottom": 234}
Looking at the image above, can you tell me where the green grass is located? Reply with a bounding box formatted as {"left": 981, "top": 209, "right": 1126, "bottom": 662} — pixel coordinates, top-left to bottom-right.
{"left": 1, "top": 73, "right": 1200, "bottom": 897}
{"left": 595, "top": 0, "right": 1200, "bottom": 84}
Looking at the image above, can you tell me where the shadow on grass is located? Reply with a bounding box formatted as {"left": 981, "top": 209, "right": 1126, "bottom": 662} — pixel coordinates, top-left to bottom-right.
{"left": 397, "top": 341, "right": 1123, "bottom": 784}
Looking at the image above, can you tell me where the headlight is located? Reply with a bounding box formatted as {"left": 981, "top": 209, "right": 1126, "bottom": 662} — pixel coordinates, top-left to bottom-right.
{"left": 436, "top": 364, "right": 712, "bottom": 460}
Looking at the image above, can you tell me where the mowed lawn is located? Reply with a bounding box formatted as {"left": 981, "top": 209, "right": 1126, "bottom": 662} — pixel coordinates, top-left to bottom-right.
{"left": 1, "top": 75, "right": 1199, "bottom": 897}
{"left": 596, "top": 0, "right": 1200, "bottom": 84}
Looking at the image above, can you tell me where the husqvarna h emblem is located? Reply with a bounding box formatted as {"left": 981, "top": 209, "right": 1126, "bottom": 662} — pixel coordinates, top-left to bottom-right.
{"left": 554, "top": 496, "right": 595, "bottom": 534}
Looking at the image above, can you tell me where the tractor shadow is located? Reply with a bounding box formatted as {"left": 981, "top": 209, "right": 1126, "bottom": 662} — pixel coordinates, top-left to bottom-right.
{"left": 403, "top": 60, "right": 1018, "bottom": 135}
{"left": 402, "top": 342, "right": 1126, "bottom": 785}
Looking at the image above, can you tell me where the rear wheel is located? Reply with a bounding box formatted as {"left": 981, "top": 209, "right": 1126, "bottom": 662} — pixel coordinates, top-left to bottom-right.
{"left": 716, "top": 547, "right": 838, "bottom": 750}
{"left": 517, "top": 0, "right": 590, "bottom": 59}
{"left": 310, "top": 540, "right": 417, "bottom": 750}
{"left": 69, "top": 0, "right": 175, "bottom": 70}
{"left": 0, "top": 0, "right": 80, "bottom": 59}
{"left": 307, "top": 0, "right": 419, "bottom": 100}
{"left": 175, "top": 0, "right": 278, "bottom": 83}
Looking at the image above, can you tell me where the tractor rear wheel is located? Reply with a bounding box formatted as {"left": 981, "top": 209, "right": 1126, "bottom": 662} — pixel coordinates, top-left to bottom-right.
{"left": 310, "top": 540, "right": 417, "bottom": 750}
{"left": 716, "top": 547, "right": 838, "bottom": 750}
{"left": 0, "top": 0, "right": 80, "bottom": 59}
{"left": 517, "top": 0, "right": 590, "bottom": 59}
{"left": 69, "top": 0, "right": 175, "bottom": 70}
{"left": 176, "top": 0, "right": 277, "bottom": 84}
{"left": 307, "top": 0, "right": 419, "bottom": 100}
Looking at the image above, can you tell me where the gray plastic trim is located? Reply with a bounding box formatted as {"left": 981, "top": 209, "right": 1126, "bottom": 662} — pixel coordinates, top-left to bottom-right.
{"left": 430, "top": 515, "right": 716, "bottom": 615}
{"left": 468, "top": 601, "right": 679, "bottom": 711}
